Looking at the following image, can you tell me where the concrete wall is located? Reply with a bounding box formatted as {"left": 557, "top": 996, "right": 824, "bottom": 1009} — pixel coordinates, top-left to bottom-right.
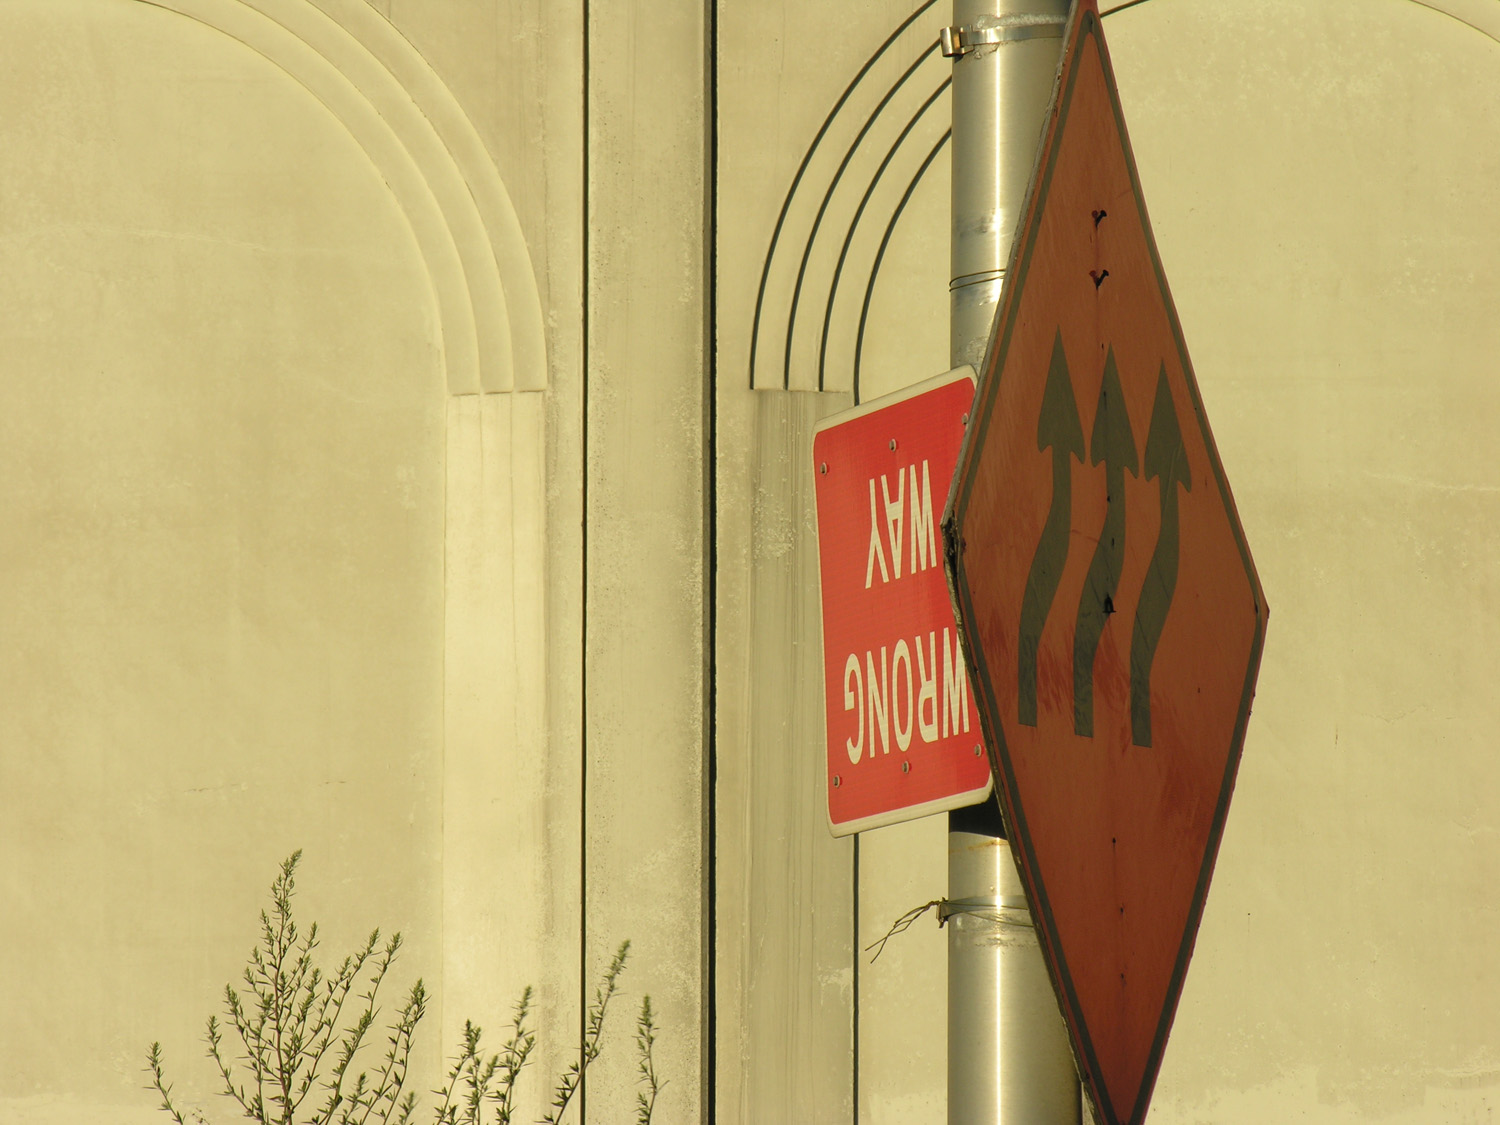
{"left": 715, "top": 0, "right": 1500, "bottom": 1121}
{"left": 2, "top": 0, "right": 1498, "bottom": 1122}
{"left": 1117, "top": 3, "right": 1500, "bottom": 1120}
{"left": 0, "top": 4, "right": 454, "bottom": 1120}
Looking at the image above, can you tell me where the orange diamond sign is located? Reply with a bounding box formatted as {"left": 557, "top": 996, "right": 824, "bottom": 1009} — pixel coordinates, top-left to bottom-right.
{"left": 942, "top": 3, "right": 1267, "bottom": 1123}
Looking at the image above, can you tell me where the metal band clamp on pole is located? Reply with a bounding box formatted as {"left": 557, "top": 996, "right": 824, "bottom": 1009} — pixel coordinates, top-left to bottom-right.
{"left": 938, "top": 896, "right": 1036, "bottom": 927}
{"left": 940, "top": 15, "right": 1066, "bottom": 58}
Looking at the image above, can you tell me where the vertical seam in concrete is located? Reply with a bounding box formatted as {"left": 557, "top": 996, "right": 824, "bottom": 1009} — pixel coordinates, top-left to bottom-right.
{"left": 852, "top": 835, "right": 860, "bottom": 1124}
{"left": 440, "top": 403, "right": 451, "bottom": 1067}
{"left": 852, "top": 380, "right": 861, "bottom": 1125}
{"left": 580, "top": 0, "right": 592, "bottom": 1116}
{"left": 703, "top": 0, "right": 719, "bottom": 1121}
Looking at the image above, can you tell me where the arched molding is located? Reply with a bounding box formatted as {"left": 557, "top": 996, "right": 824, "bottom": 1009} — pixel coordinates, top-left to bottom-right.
{"left": 752, "top": 0, "right": 1500, "bottom": 397}
{"left": 138, "top": 0, "right": 548, "bottom": 394}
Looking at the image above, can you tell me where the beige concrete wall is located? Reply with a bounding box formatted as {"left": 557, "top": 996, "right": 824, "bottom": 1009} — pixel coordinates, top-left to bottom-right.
{"left": 716, "top": 0, "right": 1500, "bottom": 1121}
{"left": 714, "top": 1, "right": 953, "bottom": 1121}
{"left": 0, "top": 0, "right": 582, "bottom": 1120}
{"left": 1114, "top": 2, "right": 1500, "bottom": 1120}
{"left": 581, "top": 0, "right": 710, "bottom": 1117}
{"left": 0, "top": 2, "right": 451, "bottom": 1119}
{"left": 3, "top": 0, "right": 712, "bottom": 1120}
{"left": 5, "top": 0, "right": 1499, "bottom": 1122}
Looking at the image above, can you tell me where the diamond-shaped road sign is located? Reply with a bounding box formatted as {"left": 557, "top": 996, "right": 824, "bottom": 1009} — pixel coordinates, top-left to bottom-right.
{"left": 942, "top": 2, "right": 1267, "bottom": 1123}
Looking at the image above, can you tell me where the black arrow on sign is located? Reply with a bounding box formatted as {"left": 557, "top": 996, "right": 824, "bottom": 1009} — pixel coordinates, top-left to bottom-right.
{"left": 1130, "top": 366, "right": 1191, "bottom": 747}
{"left": 1018, "top": 331, "right": 1085, "bottom": 727}
{"left": 1074, "top": 348, "right": 1137, "bottom": 739}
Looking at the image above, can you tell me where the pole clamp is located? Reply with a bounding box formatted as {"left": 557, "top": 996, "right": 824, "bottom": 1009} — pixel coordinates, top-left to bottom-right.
{"left": 939, "top": 15, "right": 1066, "bottom": 58}
{"left": 938, "top": 895, "right": 1033, "bottom": 926}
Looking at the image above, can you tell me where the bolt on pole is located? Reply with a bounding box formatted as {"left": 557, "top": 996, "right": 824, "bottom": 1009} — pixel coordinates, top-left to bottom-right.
{"left": 946, "top": 0, "right": 1081, "bottom": 1121}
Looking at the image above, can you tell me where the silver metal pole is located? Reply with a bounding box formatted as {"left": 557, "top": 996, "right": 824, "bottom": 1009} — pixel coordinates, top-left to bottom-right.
{"left": 947, "top": 1, "right": 1080, "bottom": 1121}
{"left": 948, "top": 0, "right": 1070, "bottom": 370}
{"left": 947, "top": 810, "right": 1080, "bottom": 1122}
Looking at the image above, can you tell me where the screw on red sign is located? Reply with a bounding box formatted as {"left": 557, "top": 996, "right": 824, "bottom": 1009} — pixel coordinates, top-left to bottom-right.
{"left": 813, "top": 367, "right": 992, "bottom": 836}
{"left": 943, "top": 3, "right": 1267, "bottom": 1123}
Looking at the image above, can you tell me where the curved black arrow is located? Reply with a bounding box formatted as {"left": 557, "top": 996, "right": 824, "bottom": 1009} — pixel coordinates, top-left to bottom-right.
{"left": 1074, "top": 349, "right": 1137, "bottom": 738}
{"left": 1130, "top": 366, "right": 1192, "bottom": 747}
{"left": 1018, "top": 331, "right": 1085, "bottom": 727}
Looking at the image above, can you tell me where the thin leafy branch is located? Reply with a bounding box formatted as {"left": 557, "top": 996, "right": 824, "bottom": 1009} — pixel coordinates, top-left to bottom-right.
{"left": 493, "top": 987, "right": 536, "bottom": 1125}
{"left": 428, "top": 987, "right": 536, "bottom": 1125}
{"left": 148, "top": 852, "right": 422, "bottom": 1125}
{"left": 146, "top": 1041, "right": 208, "bottom": 1125}
{"left": 147, "top": 855, "right": 653, "bottom": 1124}
{"left": 543, "top": 941, "right": 630, "bottom": 1125}
{"left": 633, "top": 996, "right": 664, "bottom": 1125}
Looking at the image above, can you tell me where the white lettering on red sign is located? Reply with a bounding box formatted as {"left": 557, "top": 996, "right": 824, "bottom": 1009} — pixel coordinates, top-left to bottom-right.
{"left": 845, "top": 456, "right": 970, "bottom": 768}
{"left": 864, "top": 461, "right": 940, "bottom": 589}
{"left": 841, "top": 627, "right": 969, "bottom": 765}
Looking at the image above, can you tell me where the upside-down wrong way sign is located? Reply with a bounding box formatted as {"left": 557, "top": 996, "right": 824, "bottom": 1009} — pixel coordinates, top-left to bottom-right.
{"left": 942, "top": 2, "right": 1267, "bottom": 1123}
{"left": 814, "top": 367, "right": 992, "bottom": 836}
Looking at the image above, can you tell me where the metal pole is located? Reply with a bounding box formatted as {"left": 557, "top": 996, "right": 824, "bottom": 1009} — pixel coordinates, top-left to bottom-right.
{"left": 946, "top": 1, "right": 1080, "bottom": 1121}
{"left": 947, "top": 807, "right": 1079, "bottom": 1122}
{"left": 948, "top": 0, "right": 1070, "bottom": 369}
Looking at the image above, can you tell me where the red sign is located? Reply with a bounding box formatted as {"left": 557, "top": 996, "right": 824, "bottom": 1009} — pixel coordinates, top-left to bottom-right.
{"left": 813, "top": 368, "right": 992, "bottom": 836}
{"left": 943, "top": 3, "right": 1267, "bottom": 1123}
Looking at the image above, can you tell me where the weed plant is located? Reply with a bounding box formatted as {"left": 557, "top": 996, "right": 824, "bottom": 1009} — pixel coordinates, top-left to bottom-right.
{"left": 147, "top": 853, "right": 660, "bottom": 1125}
{"left": 633, "top": 996, "right": 664, "bottom": 1125}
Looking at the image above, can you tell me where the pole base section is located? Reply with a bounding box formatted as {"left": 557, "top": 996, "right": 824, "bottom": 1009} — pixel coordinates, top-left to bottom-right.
{"left": 948, "top": 828, "right": 1080, "bottom": 1124}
